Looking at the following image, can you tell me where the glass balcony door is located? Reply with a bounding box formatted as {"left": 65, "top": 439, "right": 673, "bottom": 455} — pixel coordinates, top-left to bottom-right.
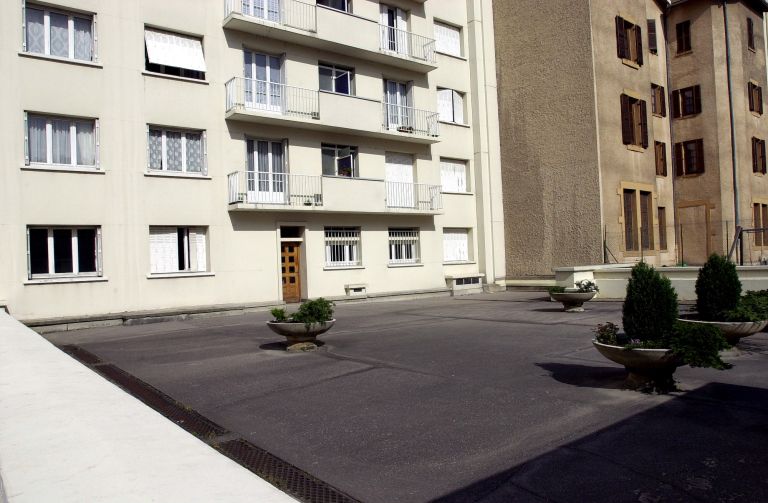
{"left": 247, "top": 139, "right": 286, "bottom": 204}
{"left": 242, "top": 0, "right": 281, "bottom": 22}
{"left": 244, "top": 51, "right": 283, "bottom": 112}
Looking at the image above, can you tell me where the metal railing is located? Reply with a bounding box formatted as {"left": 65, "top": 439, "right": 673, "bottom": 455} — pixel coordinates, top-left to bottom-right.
{"left": 225, "top": 77, "right": 320, "bottom": 120}
{"left": 379, "top": 25, "right": 436, "bottom": 63}
{"left": 228, "top": 171, "right": 323, "bottom": 206}
{"left": 225, "top": 0, "right": 317, "bottom": 32}
{"left": 385, "top": 182, "right": 443, "bottom": 211}
{"left": 382, "top": 103, "right": 440, "bottom": 138}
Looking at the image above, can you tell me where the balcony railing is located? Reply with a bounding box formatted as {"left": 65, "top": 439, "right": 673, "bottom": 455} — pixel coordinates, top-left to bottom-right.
{"left": 385, "top": 181, "right": 443, "bottom": 211}
{"left": 225, "top": 77, "right": 319, "bottom": 120}
{"left": 228, "top": 171, "right": 324, "bottom": 206}
{"left": 225, "top": 0, "right": 317, "bottom": 32}
{"left": 382, "top": 103, "right": 440, "bottom": 138}
{"left": 379, "top": 25, "right": 436, "bottom": 63}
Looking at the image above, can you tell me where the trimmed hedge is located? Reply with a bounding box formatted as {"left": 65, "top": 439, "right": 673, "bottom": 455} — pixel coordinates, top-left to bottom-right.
{"left": 622, "top": 262, "right": 678, "bottom": 341}
{"left": 695, "top": 254, "right": 741, "bottom": 321}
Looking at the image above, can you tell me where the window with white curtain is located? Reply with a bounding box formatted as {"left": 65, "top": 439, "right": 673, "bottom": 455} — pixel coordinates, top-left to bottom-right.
{"left": 440, "top": 158, "right": 469, "bottom": 193}
{"left": 434, "top": 21, "right": 462, "bottom": 57}
{"left": 26, "top": 113, "right": 98, "bottom": 168}
{"left": 24, "top": 4, "right": 96, "bottom": 61}
{"left": 324, "top": 227, "right": 361, "bottom": 267}
{"left": 443, "top": 228, "right": 470, "bottom": 263}
{"left": 437, "top": 88, "right": 465, "bottom": 124}
{"left": 27, "top": 226, "right": 102, "bottom": 279}
{"left": 389, "top": 228, "right": 420, "bottom": 265}
{"left": 147, "top": 127, "right": 206, "bottom": 174}
{"left": 149, "top": 227, "right": 208, "bottom": 274}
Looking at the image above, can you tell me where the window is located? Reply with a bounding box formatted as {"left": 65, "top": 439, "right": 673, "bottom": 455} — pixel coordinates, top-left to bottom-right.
{"left": 147, "top": 127, "right": 207, "bottom": 174}
{"left": 27, "top": 226, "right": 102, "bottom": 279}
{"left": 615, "top": 16, "right": 643, "bottom": 66}
{"left": 658, "top": 207, "right": 668, "bottom": 251}
{"left": 241, "top": 0, "right": 280, "bottom": 20}
{"left": 753, "top": 137, "right": 766, "bottom": 174}
{"left": 319, "top": 63, "right": 354, "bottom": 95}
{"left": 748, "top": 17, "right": 756, "bottom": 51}
{"left": 24, "top": 5, "right": 95, "bottom": 61}
{"left": 434, "top": 21, "right": 462, "bottom": 57}
{"left": 389, "top": 228, "right": 420, "bottom": 265}
{"left": 25, "top": 113, "right": 98, "bottom": 168}
{"left": 437, "top": 88, "right": 465, "bottom": 124}
{"left": 622, "top": 189, "right": 653, "bottom": 252}
{"left": 674, "top": 139, "right": 705, "bottom": 175}
{"left": 620, "top": 94, "right": 648, "bottom": 148}
{"left": 754, "top": 203, "right": 768, "bottom": 246}
{"left": 749, "top": 82, "right": 763, "bottom": 114}
{"left": 671, "top": 85, "right": 701, "bottom": 118}
{"left": 443, "top": 229, "right": 470, "bottom": 262}
{"left": 655, "top": 142, "right": 667, "bottom": 176}
{"left": 144, "top": 28, "right": 206, "bottom": 80}
{"left": 677, "top": 20, "right": 691, "bottom": 54}
{"left": 322, "top": 144, "right": 358, "bottom": 177}
{"left": 149, "top": 227, "right": 208, "bottom": 274}
{"left": 317, "top": 0, "right": 351, "bottom": 12}
{"left": 647, "top": 19, "right": 657, "bottom": 55}
{"left": 324, "top": 227, "right": 361, "bottom": 267}
{"left": 440, "top": 158, "right": 469, "bottom": 193}
{"left": 651, "top": 84, "right": 666, "bottom": 116}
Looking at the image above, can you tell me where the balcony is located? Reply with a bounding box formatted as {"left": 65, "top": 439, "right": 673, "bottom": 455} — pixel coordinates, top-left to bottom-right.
{"left": 227, "top": 171, "right": 443, "bottom": 215}
{"left": 223, "top": 0, "right": 437, "bottom": 73}
{"left": 225, "top": 77, "right": 440, "bottom": 144}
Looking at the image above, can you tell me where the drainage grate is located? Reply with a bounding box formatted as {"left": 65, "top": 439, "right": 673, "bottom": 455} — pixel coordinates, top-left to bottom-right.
{"left": 59, "top": 344, "right": 104, "bottom": 365}
{"left": 218, "top": 438, "right": 361, "bottom": 503}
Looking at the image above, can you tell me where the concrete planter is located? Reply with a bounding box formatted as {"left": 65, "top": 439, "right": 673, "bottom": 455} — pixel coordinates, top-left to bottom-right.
{"left": 677, "top": 317, "right": 768, "bottom": 345}
{"left": 550, "top": 291, "right": 596, "bottom": 312}
{"left": 592, "top": 340, "right": 682, "bottom": 389}
{"left": 266, "top": 319, "right": 336, "bottom": 349}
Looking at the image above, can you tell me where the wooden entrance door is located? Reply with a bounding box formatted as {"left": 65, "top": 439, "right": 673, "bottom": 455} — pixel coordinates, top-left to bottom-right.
{"left": 281, "top": 242, "right": 301, "bottom": 303}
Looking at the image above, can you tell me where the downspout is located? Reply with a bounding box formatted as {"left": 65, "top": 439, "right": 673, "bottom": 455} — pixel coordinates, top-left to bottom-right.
{"left": 663, "top": 9, "right": 681, "bottom": 264}
{"left": 723, "top": 0, "right": 742, "bottom": 262}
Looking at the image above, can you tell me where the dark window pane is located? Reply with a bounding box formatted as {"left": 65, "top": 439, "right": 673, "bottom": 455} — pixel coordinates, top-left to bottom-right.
{"left": 177, "top": 228, "right": 186, "bottom": 271}
{"left": 77, "top": 229, "right": 97, "bottom": 273}
{"left": 29, "top": 229, "right": 49, "bottom": 275}
{"left": 319, "top": 66, "right": 333, "bottom": 91}
{"left": 53, "top": 229, "right": 73, "bottom": 273}
{"left": 334, "top": 70, "right": 350, "bottom": 94}
{"left": 337, "top": 155, "right": 353, "bottom": 177}
{"left": 322, "top": 146, "right": 336, "bottom": 175}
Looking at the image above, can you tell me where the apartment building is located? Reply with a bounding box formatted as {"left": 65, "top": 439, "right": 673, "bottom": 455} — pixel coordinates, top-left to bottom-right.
{"left": 0, "top": 0, "right": 505, "bottom": 323}
{"left": 494, "top": 0, "right": 676, "bottom": 280}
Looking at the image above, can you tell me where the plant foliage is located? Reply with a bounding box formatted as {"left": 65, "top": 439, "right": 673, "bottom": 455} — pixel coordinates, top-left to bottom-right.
{"left": 669, "top": 321, "right": 731, "bottom": 370}
{"left": 622, "top": 262, "right": 678, "bottom": 342}
{"left": 576, "top": 279, "right": 599, "bottom": 293}
{"left": 548, "top": 286, "right": 565, "bottom": 295}
{"left": 593, "top": 322, "right": 619, "bottom": 345}
{"left": 695, "top": 254, "right": 741, "bottom": 321}
{"left": 270, "top": 308, "right": 288, "bottom": 322}
{"left": 290, "top": 298, "right": 335, "bottom": 327}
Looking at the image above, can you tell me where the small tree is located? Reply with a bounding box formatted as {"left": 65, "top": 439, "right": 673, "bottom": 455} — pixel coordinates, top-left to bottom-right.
{"left": 622, "top": 262, "right": 679, "bottom": 342}
{"left": 695, "top": 254, "right": 741, "bottom": 321}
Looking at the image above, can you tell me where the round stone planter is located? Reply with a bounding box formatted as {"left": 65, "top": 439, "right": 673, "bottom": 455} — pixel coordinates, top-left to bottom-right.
{"left": 677, "top": 317, "right": 768, "bottom": 345}
{"left": 592, "top": 340, "right": 682, "bottom": 389}
{"left": 266, "top": 319, "right": 336, "bottom": 350}
{"left": 550, "top": 291, "right": 596, "bottom": 312}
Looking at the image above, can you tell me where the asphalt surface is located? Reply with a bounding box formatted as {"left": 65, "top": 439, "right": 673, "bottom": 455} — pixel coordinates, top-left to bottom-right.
{"left": 45, "top": 292, "right": 768, "bottom": 503}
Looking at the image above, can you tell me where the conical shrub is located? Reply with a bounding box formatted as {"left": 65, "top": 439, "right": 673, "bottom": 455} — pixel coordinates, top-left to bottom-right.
{"left": 622, "top": 262, "right": 679, "bottom": 342}
{"left": 695, "top": 254, "right": 741, "bottom": 321}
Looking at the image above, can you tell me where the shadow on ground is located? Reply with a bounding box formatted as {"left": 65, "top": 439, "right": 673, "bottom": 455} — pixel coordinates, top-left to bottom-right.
{"left": 536, "top": 362, "right": 628, "bottom": 390}
{"left": 432, "top": 382, "right": 768, "bottom": 503}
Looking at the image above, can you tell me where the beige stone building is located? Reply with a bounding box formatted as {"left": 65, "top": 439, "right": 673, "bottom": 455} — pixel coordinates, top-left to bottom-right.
{"left": 0, "top": 0, "right": 506, "bottom": 323}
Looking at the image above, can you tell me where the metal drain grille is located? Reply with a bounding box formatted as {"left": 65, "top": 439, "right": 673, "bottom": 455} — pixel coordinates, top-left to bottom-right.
{"left": 218, "top": 439, "right": 361, "bottom": 503}
{"left": 59, "top": 344, "right": 104, "bottom": 365}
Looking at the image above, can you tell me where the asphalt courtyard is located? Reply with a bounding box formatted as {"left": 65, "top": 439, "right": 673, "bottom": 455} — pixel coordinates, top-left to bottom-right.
{"left": 45, "top": 292, "right": 768, "bottom": 503}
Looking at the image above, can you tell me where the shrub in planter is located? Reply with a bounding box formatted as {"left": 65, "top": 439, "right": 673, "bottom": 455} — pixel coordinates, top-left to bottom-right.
{"left": 669, "top": 321, "right": 730, "bottom": 370}
{"left": 695, "top": 254, "right": 741, "bottom": 321}
{"left": 622, "top": 262, "right": 678, "bottom": 344}
{"left": 291, "top": 298, "right": 335, "bottom": 327}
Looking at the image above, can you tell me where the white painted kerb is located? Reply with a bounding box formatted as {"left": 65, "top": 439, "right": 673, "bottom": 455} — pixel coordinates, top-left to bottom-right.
{"left": 0, "top": 312, "right": 296, "bottom": 503}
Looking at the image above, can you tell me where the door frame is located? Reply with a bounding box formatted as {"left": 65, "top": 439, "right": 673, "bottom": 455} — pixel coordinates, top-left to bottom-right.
{"left": 276, "top": 223, "right": 307, "bottom": 302}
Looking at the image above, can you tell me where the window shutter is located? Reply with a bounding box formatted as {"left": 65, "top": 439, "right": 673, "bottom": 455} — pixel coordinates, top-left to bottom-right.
{"left": 616, "top": 17, "right": 627, "bottom": 59}
{"left": 92, "top": 15, "right": 98, "bottom": 61}
{"left": 696, "top": 140, "right": 705, "bottom": 173}
{"left": 758, "top": 86, "right": 763, "bottom": 114}
{"left": 94, "top": 119, "right": 100, "bottom": 169}
{"left": 23, "top": 111, "right": 29, "bottom": 165}
{"left": 437, "top": 89, "right": 453, "bottom": 122}
{"left": 21, "top": 0, "right": 27, "bottom": 51}
{"left": 620, "top": 94, "right": 632, "bottom": 145}
{"left": 202, "top": 131, "right": 208, "bottom": 176}
{"left": 639, "top": 100, "right": 649, "bottom": 148}
{"left": 452, "top": 91, "right": 464, "bottom": 125}
{"left": 647, "top": 20, "right": 657, "bottom": 54}
{"left": 96, "top": 227, "right": 103, "bottom": 276}
{"left": 282, "top": 138, "right": 289, "bottom": 173}
{"left": 635, "top": 24, "right": 643, "bottom": 65}
{"left": 762, "top": 140, "right": 766, "bottom": 173}
{"left": 671, "top": 90, "right": 681, "bottom": 118}
{"left": 661, "top": 143, "right": 667, "bottom": 176}
{"left": 753, "top": 138, "right": 759, "bottom": 172}
{"left": 25, "top": 226, "right": 31, "bottom": 280}
{"left": 660, "top": 87, "right": 666, "bottom": 117}
{"left": 748, "top": 18, "right": 754, "bottom": 49}
{"left": 693, "top": 85, "right": 702, "bottom": 114}
{"left": 749, "top": 83, "right": 755, "bottom": 111}
{"left": 675, "top": 143, "right": 684, "bottom": 176}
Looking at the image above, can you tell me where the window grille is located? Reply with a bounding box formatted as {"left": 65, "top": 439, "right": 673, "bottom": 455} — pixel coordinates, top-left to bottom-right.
{"left": 324, "top": 227, "right": 361, "bottom": 267}
{"left": 388, "top": 228, "right": 420, "bottom": 264}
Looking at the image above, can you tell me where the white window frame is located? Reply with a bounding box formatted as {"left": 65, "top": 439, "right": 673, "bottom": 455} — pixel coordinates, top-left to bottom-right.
{"left": 24, "top": 113, "right": 99, "bottom": 169}
{"left": 148, "top": 226, "right": 208, "bottom": 275}
{"left": 434, "top": 21, "right": 462, "bottom": 57}
{"left": 317, "top": 0, "right": 351, "bottom": 12}
{"left": 388, "top": 228, "right": 420, "bottom": 265}
{"left": 443, "top": 228, "right": 471, "bottom": 263}
{"left": 22, "top": 3, "right": 96, "bottom": 61}
{"left": 319, "top": 63, "right": 355, "bottom": 95}
{"left": 26, "top": 226, "right": 103, "bottom": 279}
{"left": 440, "top": 158, "right": 469, "bottom": 193}
{"left": 437, "top": 88, "right": 465, "bottom": 125}
{"left": 324, "top": 227, "right": 361, "bottom": 268}
{"left": 147, "top": 126, "right": 207, "bottom": 175}
{"left": 322, "top": 144, "right": 359, "bottom": 177}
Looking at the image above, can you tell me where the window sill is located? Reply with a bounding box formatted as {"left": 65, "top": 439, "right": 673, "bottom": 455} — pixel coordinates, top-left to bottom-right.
{"left": 387, "top": 263, "right": 423, "bottom": 268}
{"left": 754, "top": 172, "right": 767, "bottom": 177}
{"left": 438, "top": 120, "right": 470, "bottom": 129}
{"left": 655, "top": 174, "right": 669, "bottom": 179}
{"left": 322, "top": 175, "right": 383, "bottom": 182}
{"left": 652, "top": 113, "right": 666, "bottom": 119}
{"left": 751, "top": 111, "right": 763, "bottom": 118}
{"left": 25, "top": 276, "right": 107, "bottom": 285}
{"left": 146, "top": 272, "right": 215, "bottom": 279}
{"left": 442, "top": 191, "right": 474, "bottom": 196}
{"left": 142, "top": 71, "right": 209, "bottom": 85}
{"left": 319, "top": 90, "right": 379, "bottom": 104}
{"left": 323, "top": 265, "right": 365, "bottom": 271}
{"left": 677, "top": 173, "right": 705, "bottom": 179}
{"left": 675, "top": 50, "right": 692, "bottom": 57}
{"left": 145, "top": 171, "right": 211, "bottom": 180}
{"left": 674, "top": 114, "right": 701, "bottom": 121}
{"left": 443, "top": 261, "right": 476, "bottom": 266}
{"left": 22, "top": 164, "right": 104, "bottom": 174}
{"left": 748, "top": 46, "right": 757, "bottom": 53}
{"left": 621, "top": 58, "right": 640, "bottom": 69}
{"left": 18, "top": 51, "right": 102, "bottom": 68}
{"left": 435, "top": 50, "right": 467, "bottom": 61}
{"left": 625, "top": 144, "right": 646, "bottom": 153}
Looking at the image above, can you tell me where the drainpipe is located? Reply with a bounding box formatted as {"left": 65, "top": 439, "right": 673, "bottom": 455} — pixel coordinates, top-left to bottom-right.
{"left": 723, "top": 0, "right": 742, "bottom": 263}
{"left": 663, "top": 10, "right": 681, "bottom": 264}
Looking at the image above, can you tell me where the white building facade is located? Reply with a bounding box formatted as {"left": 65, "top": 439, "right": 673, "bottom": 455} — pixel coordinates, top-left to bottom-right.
{"left": 0, "top": 0, "right": 505, "bottom": 323}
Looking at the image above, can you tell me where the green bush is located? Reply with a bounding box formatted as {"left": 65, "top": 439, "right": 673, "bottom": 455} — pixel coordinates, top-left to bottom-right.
{"left": 593, "top": 322, "right": 619, "bottom": 345}
{"left": 291, "top": 298, "right": 335, "bottom": 327}
{"left": 547, "top": 286, "right": 565, "bottom": 295}
{"left": 695, "top": 254, "right": 741, "bottom": 321}
{"left": 732, "top": 290, "right": 768, "bottom": 321}
{"left": 669, "top": 321, "right": 731, "bottom": 370}
{"left": 622, "top": 262, "right": 679, "bottom": 342}
{"left": 270, "top": 308, "right": 288, "bottom": 322}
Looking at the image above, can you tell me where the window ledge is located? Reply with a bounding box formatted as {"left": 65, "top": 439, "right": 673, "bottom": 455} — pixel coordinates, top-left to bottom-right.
{"left": 438, "top": 120, "right": 470, "bottom": 129}
{"left": 144, "top": 171, "right": 211, "bottom": 180}
{"left": 319, "top": 90, "right": 379, "bottom": 104}
{"left": 442, "top": 191, "right": 474, "bottom": 196}
{"left": 25, "top": 276, "right": 107, "bottom": 285}
{"left": 675, "top": 50, "right": 693, "bottom": 57}
{"left": 18, "top": 51, "right": 102, "bottom": 68}
{"left": 323, "top": 266, "right": 365, "bottom": 271}
{"left": 22, "top": 165, "right": 104, "bottom": 174}
{"left": 625, "top": 144, "right": 646, "bottom": 153}
{"left": 443, "top": 261, "right": 476, "bottom": 266}
{"left": 652, "top": 113, "right": 666, "bottom": 119}
{"left": 435, "top": 51, "right": 467, "bottom": 61}
{"left": 621, "top": 58, "right": 640, "bottom": 69}
{"left": 147, "top": 272, "right": 215, "bottom": 279}
{"left": 749, "top": 46, "right": 757, "bottom": 53}
{"left": 142, "top": 71, "right": 209, "bottom": 85}
{"left": 674, "top": 114, "right": 701, "bottom": 121}
{"left": 677, "top": 173, "right": 704, "bottom": 179}
{"left": 387, "top": 263, "right": 423, "bottom": 268}
{"left": 751, "top": 111, "right": 763, "bottom": 118}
